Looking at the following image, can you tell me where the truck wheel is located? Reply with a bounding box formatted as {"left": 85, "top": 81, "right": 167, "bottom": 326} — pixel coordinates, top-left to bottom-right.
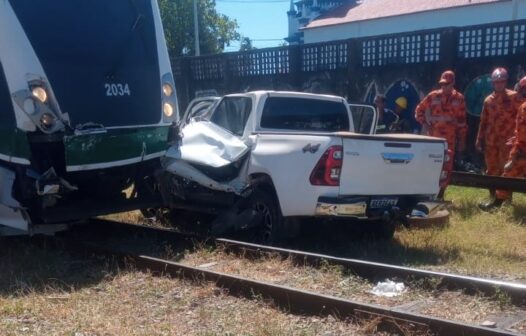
{"left": 366, "top": 219, "right": 396, "bottom": 241}
{"left": 249, "top": 189, "right": 285, "bottom": 245}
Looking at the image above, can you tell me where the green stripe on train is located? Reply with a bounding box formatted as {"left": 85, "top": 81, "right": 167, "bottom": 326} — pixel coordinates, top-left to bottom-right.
{"left": 0, "top": 129, "right": 31, "bottom": 161}
{"left": 64, "top": 126, "right": 170, "bottom": 167}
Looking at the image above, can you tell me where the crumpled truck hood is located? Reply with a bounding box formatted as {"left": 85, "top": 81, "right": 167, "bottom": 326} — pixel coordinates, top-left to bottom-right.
{"left": 165, "top": 120, "right": 249, "bottom": 168}
{"left": 163, "top": 120, "right": 250, "bottom": 194}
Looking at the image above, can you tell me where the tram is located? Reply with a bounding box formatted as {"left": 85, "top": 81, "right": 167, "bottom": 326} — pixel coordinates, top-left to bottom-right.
{"left": 0, "top": 0, "right": 178, "bottom": 234}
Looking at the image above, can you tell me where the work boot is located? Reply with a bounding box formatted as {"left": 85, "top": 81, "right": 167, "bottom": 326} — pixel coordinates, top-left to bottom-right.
{"left": 478, "top": 198, "right": 504, "bottom": 212}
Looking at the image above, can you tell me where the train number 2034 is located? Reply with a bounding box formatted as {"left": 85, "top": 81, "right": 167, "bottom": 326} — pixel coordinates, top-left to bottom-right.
{"left": 105, "top": 83, "right": 131, "bottom": 97}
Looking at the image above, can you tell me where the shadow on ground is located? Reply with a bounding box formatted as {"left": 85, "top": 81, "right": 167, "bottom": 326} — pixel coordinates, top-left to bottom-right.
{"left": 0, "top": 226, "right": 195, "bottom": 298}
{"left": 228, "top": 222, "right": 459, "bottom": 268}
{"left": 450, "top": 201, "right": 480, "bottom": 220}
{"left": 512, "top": 204, "right": 526, "bottom": 224}
{"left": 0, "top": 236, "right": 116, "bottom": 297}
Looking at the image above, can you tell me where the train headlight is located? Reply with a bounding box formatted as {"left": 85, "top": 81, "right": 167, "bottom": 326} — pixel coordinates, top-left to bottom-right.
{"left": 40, "top": 113, "right": 55, "bottom": 130}
{"left": 31, "top": 86, "right": 48, "bottom": 103}
{"left": 163, "top": 103, "right": 174, "bottom": 118}
{"left": 163, "top": 83, "right": 173, "bottom": 97}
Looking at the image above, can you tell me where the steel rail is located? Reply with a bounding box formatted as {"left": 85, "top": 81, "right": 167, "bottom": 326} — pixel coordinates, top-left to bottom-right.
{"left": 216, "top": 238, "right": 526, "bottom": 304}
{"left": 82, "top": 219, "right": 526, "bottom": 304}
{"left": 69, "top": 239, "right": 521, "bottom": 336}
{"left": 451, "top": 172, "right": 526, "bottom": 192}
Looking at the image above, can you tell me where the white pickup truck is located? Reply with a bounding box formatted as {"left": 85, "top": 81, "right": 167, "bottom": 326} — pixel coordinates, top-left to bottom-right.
{"left": 160, "top": 91, "right": 450, "bottom": 242}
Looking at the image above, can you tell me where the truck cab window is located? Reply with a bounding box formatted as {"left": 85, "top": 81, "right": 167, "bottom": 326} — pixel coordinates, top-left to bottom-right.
{"left": 210, "top": 97, "right": 252, "bottom": 136}
{"left": 349, "top": 105, "right": 375, "bottom": 134}
{"left": 260, "top": 97, "right": 349, "bottom": 132}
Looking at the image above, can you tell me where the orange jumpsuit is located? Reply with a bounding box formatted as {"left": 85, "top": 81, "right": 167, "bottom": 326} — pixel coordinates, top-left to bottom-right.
{"left": 496, "top": 101, "right": 526, "bottom": 200}
{"left": 415, "top": 89, "right": 467, "bottom": 158}
{"left": 476, "top": 89, "right": 523, "bottom": 177}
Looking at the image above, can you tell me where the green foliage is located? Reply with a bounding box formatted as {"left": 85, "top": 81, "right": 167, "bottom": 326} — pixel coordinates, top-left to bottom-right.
{"left": 239, "top": 37, "right": 256, "bottom": 51}
{"left": 492, "top": 287, "right": 512, "bottom": 308}
{"left": 158, "top": 0, "right": 240, "bottom": 57}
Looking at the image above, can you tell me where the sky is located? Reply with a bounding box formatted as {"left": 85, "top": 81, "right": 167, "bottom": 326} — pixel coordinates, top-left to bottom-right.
{"left": 215, "top": 0, "right": 290, "bottom": 52}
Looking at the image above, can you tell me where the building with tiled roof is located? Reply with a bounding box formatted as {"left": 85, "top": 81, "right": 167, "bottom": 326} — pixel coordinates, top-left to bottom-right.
{"left": 286, "top": 0, "right": 350, "bottom": 44}
{"left": 286, "top": 0, "right": 525, "bottom": 44}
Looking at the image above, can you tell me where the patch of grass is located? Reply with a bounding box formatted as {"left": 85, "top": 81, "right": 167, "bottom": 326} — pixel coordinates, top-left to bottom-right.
{"left": 0, "top": 239, "right": 370, "bottom": 336}
{"left": 397, "top": 186, "right": 526, "bottom": 280}
{"left": 492, "top": 287, "right": 513, "bottom": 308}
{"left": 276, "top": 186, "right": 526, "bottom": 282}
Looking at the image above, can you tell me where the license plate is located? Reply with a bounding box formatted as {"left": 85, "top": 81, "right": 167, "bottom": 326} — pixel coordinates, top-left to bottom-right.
{"left": 370, "top": 197, "right": 398, "bottom": 209}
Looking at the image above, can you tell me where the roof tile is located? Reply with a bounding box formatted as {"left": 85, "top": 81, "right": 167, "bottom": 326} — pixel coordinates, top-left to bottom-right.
{"left": 306, "top": 0, "right": 505, "bottom": 29}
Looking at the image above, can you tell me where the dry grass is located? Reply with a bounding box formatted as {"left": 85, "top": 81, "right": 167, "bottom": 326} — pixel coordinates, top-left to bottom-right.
{"left": 396, "top": 186, "right": 526, "bottom": 281}
{"left": 177, "top": 245, "right": 523, "bottom": 327}
{"left": 50, "top": 187, "right": 526, "bottom": 335}
{"left": 181, "top": 248, "right": 421, "bottom": 308}
{"left": 0, "top": 238, "right": 389, "bottom": 336}
{"left": 106, "top": 186, "right": 526, "bottom": 281}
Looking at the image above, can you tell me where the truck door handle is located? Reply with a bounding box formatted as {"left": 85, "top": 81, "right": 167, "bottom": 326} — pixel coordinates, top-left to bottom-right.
{"left": 382, "top": 153, "right": 414, "bottom": 164}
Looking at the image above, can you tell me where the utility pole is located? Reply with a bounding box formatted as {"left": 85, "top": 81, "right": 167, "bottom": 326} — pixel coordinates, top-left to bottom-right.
{"left": 193, "top": 0, "right": 201, "bottom": 56}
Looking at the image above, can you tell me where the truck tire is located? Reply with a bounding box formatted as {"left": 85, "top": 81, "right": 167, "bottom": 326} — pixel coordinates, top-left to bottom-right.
{"left": 248, "top": 188, "right": 285, "bottom": 245}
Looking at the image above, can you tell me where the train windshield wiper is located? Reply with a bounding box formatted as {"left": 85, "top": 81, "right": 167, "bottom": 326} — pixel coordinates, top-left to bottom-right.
{"left": 106, "top": 0, "right": 145, "bottom": 78}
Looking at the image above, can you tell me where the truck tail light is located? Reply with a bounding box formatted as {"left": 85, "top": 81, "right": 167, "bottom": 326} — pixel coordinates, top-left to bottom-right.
{"left": 310, "top": 145, "right": 343, "bottom": 186}
{"left": 439, "top": 149, "right": 453, "bottom": 189}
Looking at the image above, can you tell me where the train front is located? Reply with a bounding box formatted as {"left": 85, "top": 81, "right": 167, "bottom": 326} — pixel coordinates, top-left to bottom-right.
{"left": 0, "top": 0, "right": 177, "bottom": 233}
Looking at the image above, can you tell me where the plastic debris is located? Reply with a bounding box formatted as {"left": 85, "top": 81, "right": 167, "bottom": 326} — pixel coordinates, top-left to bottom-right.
{"left": 410, "top": 209, "right": 427, "bottom": 218}
{"left": 371, "top": 280, "right": 406, "bottom": 297}
{"left": 480, "top": 320, "right": 497, "bottom": 328}
{"left": 197, "top": 262, "right": 218, "bottom": 269}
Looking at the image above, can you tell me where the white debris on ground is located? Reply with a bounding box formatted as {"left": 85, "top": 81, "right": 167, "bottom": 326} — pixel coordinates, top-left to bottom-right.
{"left": 371, "top": 280, "right": 406, "bottom": 297}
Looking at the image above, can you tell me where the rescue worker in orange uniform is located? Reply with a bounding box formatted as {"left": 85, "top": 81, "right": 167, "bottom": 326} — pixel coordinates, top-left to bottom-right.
{"left": 476, "top": 68, "right": 525, "bottom": 210}
{"left": 482, "top": 77, "right": 526, "bottom": 210}
{"left": 415, "top": 70, "right": 467, "bottom": 167}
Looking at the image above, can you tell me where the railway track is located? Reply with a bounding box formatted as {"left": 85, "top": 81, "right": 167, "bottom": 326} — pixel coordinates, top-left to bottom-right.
{"left": 86, "top": 218, "right": 526, "bottom": 304}
{"left": 60, "top": 219, "right": 526, "bottom": 335}
{"left": 451, "top": 172, "right": 526, "bottom": 192}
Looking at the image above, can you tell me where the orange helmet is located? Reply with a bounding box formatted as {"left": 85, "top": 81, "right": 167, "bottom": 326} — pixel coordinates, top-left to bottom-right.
{"left": 491, "top": 67, "right": 508, "bottom": 82}
{"left": 439, "top": 70, "right": 455, "bottom": 85}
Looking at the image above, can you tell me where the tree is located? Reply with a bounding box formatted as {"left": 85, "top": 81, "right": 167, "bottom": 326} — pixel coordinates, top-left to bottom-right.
{"left": 158, "top": 0, "right": 240, "bottom": 57}
{"left": 239, "top": 37, "right": 256, "bottom": 52}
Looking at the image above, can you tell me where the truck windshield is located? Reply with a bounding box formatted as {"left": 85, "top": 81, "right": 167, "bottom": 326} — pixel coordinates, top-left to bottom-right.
{"left": 210, "top": 97, "right": 252, "bottom": 136}
{"left": 10, "top": 0, "right": 161, "bottom": 127}
{"left": 260, "top": 97, "right": 349, "bottom": 132}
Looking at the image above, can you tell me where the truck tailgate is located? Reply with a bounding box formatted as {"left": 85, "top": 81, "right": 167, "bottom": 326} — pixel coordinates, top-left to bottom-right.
{"left": 337, "top": 133, "right": 446, "bottom": 196}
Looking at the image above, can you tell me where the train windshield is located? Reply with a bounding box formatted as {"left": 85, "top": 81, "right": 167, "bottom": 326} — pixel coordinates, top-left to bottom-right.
{"left": 10, "top": 0, "right": 161, "bottom": 128}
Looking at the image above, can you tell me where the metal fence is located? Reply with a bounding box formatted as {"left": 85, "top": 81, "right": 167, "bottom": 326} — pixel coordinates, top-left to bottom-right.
{"left": 174, "top": 19, "right": 526, "bottom": 83}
